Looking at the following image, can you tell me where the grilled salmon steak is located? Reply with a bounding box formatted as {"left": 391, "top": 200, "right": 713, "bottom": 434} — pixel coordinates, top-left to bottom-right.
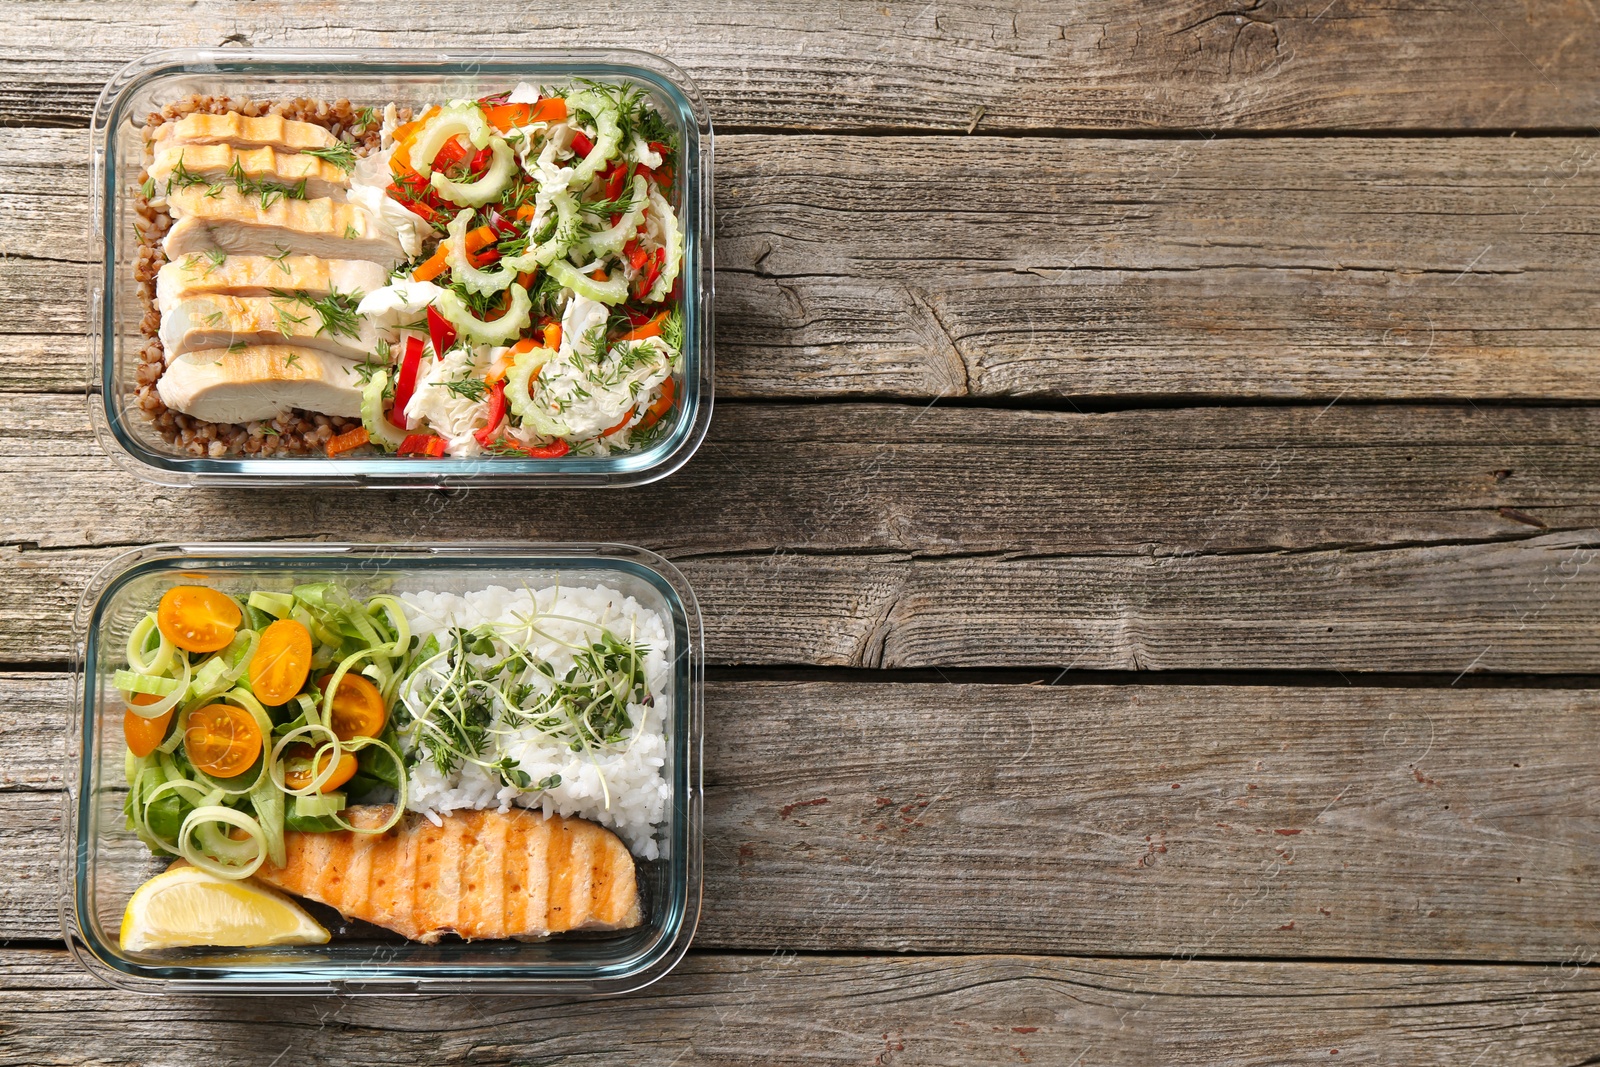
{"left": 251, "top": 805, "right": 643, "bottom": 943}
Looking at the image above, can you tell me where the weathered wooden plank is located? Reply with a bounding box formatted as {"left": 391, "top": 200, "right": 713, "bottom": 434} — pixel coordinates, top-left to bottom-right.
{"left": 10, "top": 399, "right": 1600, "bottom": 555}
{"left": 13, "top": 674, "right": 1600, "bottom": 960}
{"left": 21, "top": 535, "right": 1600, "bottom": 673}
{"left": 5, "top": 951, "right": 1600, "bottom": 1066}
{"left": 8, "top": 0, "right": 1600, "bottom": 132}
{"left": 5, "top": 401, "right": 1600, "bottom": 670}
{"left": 15, "top": 129, "right": 1600, "bottom": 399}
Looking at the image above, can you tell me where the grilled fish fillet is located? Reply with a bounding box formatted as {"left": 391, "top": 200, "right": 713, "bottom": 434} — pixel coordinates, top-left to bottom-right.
{"left": 157, "top": 346, "right": 363, "bottom": 423}
{"left": 150, "top": 142, "right": 350, "bottom": 203}
{"left": 159, "top": 293, "right": 384, "bottom": 361}
{"left": 156, "top": 255, "right": 386, "bottom": 315}
{"left": 252, "top": 806, "right": 643, "bottom": 943}
{"left": 150, "top": 111, "right": 337, "bottom": 153}
{"left": 163, "top": 187, "right": 403, "bottom": 266}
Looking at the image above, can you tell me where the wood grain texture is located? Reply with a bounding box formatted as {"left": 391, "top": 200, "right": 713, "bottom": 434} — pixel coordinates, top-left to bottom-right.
{"left": 6, "top": 947, "right": 1600, "bottom": 1065}
{"left": 5, "top": 399, "right": 1600, "bottom": 670}
{"left": 12, "top": 674, "right": 1600, "bottom": 960}
{"left": 13, "top": 129, "right": 1600, "bottom": 399}
{"left": 8, "top": 1, "right": 1600, "bottom": 132}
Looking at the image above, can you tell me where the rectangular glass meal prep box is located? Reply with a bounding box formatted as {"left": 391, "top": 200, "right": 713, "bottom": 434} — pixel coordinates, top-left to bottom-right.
{"left": 89, "top": 49, "right": 713, "bottom": 488}
{"left": 64, "top": 542, "right": 703, "bottom": 994}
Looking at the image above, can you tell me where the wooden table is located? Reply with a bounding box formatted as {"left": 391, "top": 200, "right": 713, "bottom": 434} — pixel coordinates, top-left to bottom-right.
{"left": 6, "top": 2, "right": 1600, "bottom": 1062}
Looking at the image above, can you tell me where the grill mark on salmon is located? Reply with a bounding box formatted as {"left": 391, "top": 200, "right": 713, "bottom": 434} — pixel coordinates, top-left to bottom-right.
{"left": 253, "top": 806, "right": 642, "bottom": 943}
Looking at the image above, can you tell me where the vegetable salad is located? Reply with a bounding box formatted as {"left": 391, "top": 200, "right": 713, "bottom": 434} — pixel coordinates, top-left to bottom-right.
{"left": 118, "top": 583, "right": 411, "bottom": 880}
{"left": 348, "top": 82, "right": 686, "bottom": 460}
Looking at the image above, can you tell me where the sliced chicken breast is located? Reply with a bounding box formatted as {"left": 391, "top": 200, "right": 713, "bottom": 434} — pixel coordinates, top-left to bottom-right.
{"left": 156, "top": 255, "right": 387, "bottom": 315}
{"left": 157, "top": 346, "right": 363, "bottom": 423}
{"left": 163, "top": 187, "right": 404, "bottom": 266}
{"left": 252, "top": 806, "right": 643, "bottom": 943}
{"left": 149, "top": 111, "right": 337, "bottom": 154}
{"left": 150, "top": 143, "right": 350, "bottom": 203}
{"left": 159, "top": 294, "right": 385, "bottom": 361}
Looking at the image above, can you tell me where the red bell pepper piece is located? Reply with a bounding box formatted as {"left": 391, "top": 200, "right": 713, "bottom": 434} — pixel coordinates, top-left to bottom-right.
{"left": 426, "top": 305, "right": 456, "bottom": 360}
{"left": 632, "top": 246, "right": 664, "bottom": 300}
{"left": 622, "top": 237, "right": 649, "bottom": 272}
{"left": 433, "top": 136, "right": 469, "bottom": 173}
{"left": 521, "top": 438, "right": 570, "bottom": 459}
{"left": 647, "top": 141, "right": 671, "bottom": 159}
{"left": 479, "top": 432, "right": 570, "bottom": 459}
{"left": 468, "top": 145, "right": 494, "bottom": 175}
{"left": 600, "top": 162, "right": 628, "bottom": 203}
{"left": 397, "top": 433, "right": 447, "bottom": 457}
{"left": 389, "top": 336, "right": 423, "bottom": 430}
{"left": 470, "top": 248, "right": 501, "bottom": 268}
{"left": 390, "top": 190, "right": 435, "bottom": 223}
{"left": 571, "top": 131, "right": 594, "bottom": 158}
{"left": 473, "top": 381, "right": 508, "bottom": 448}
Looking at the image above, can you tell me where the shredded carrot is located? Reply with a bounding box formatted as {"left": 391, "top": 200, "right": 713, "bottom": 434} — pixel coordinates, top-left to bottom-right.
{"left": 411, "top": 225, "right": 499, "bottom": 283}
{"left": 482, "top": 102, "right": 531, "bottom": 131}
{"left": 325, "top": 426, "right": 370, "bottom": 457}
{"left": 411, "top": 245, "right": 450, "bottom": 283}
{"left": 513, "top": 204, "right": 537, "bottom": 224}
{"left": 591, "top": 268, "right": 609, "bottom": 282}
{"left": 389, "top": 106, "right": 439, "bottom": 174}
{"left": 638, "top": 377, "right": 678, "bottom": 430}
{"left": 485, "top": 338, "right": 539, "bottom": 385}
{"left": 618, "top": 309, "right": 670, "bottom": 341}
{"left": 531, "top": 97, "right": 568, "bottom": 124}
{"left": 542, "top": 322, "right": 562, "bottom": 350}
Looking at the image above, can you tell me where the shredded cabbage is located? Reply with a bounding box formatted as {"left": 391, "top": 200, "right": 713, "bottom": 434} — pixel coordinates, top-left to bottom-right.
{"left": 646, "top": 185, "right": 685, "bottom": 303}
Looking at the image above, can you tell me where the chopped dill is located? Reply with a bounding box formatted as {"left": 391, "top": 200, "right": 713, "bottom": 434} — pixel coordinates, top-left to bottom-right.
{"left": 302, "top": 142, "right": 358, "bottom": 171}
{"left": 444, "top": 376, "right": 488, "bottom": 402}
{"left": 271, "top": 300, "right": 310, "bottom": 335}
{"left": 267, "top": 287, "right": 363, "bottom": 340}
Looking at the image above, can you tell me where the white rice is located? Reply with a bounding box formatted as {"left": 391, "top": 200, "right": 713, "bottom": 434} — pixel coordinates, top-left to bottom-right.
{"left": 396, "top": 583, "right": 671, "bottom": 858}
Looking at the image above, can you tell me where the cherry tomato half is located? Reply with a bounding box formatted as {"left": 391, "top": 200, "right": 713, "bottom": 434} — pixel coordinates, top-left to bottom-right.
{"left": 157, "top": 586, "right": 241, "bottom": 653}
{"left": 123, "top": 692, "right": 173, "bottom": 758}
{"left": 247, "top": 619, "right": 313, "bottom": 705}
{"left": 282, "top": 744, "right": 358, "bottom": 793}
{"left": 322, "top": 672, "right": 388, "bottom": 741}
{"left": 184, "top": 703, "right": 262, "bottom": 779}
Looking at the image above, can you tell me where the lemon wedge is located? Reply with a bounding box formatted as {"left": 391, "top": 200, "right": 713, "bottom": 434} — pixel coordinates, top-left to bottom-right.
{"left": 120, "top": 866, "right": 330, "bottom": 951}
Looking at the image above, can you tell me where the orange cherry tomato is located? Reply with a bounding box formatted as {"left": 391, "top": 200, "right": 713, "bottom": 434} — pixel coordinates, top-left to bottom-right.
{"left": 123, "top": 692, "right": 173, "bottom": 758}
{"left": 247, "top": 619, "right": 313, "bottom": 705}
{"left": 282, "top": 744, "right": 358, "bottom": 793}
{"left": 321, "top": 672, "right": 388, "bottom": 741}
{"left": 183, "top": 703, "right": 262, "bottom": 779}
{"left": 157, "top": 585, "right": 242, "bottom": 653}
